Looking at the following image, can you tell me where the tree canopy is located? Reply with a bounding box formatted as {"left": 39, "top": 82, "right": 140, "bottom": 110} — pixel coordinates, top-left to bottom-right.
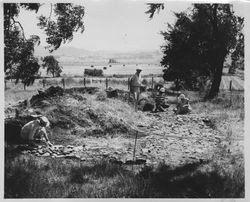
{"left": 146, "top": 3, "right": 244, "bottom": 98}
{"left": 4, "top": 3, "right": 85, "bottom": 84}
{"left": 42, "top": 55, "right": 62, "bottom": 78}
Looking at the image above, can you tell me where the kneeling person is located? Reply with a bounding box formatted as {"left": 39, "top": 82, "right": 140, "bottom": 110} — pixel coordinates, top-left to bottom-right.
{"left": 154, "top": 87, "right": 169, "bottom": 112}
{"left": 174, "top": 94, "right": 192, "bottom": 114}
{"left": 20, "top": 116, "right": 52, "bottom": 146}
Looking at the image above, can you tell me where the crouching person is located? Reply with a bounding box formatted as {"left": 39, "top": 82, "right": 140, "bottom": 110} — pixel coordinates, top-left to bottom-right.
{"left": 20, "top": 115, "right": 52, "bottom": 147}
{"left": 154, "top": 87, "right": 169, "bottom": 112}
{"left": 174, "top": 94, "right": 192, "bottom": 114}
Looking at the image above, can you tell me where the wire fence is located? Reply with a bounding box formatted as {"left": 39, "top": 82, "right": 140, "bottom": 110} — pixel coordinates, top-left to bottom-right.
{"left": 4, "top": 76, "right": 165, "bottom": 92}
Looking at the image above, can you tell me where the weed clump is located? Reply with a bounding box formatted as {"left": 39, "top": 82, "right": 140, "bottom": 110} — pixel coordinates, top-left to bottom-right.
{"left": 96, "top": 91, "right": 107, "bottom": 101}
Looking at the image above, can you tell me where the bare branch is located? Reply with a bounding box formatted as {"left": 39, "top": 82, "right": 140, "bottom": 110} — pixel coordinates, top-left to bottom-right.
{"left": 49, "top": 3, "right": 53, "bottom": 20}
{"left": 11, "top": 17, "right": 27, "bottom": 40}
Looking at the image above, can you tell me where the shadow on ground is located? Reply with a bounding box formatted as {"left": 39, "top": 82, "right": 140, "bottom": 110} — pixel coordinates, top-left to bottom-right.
{"left": 138, "top": 161, "right": 244, "bottom": 198}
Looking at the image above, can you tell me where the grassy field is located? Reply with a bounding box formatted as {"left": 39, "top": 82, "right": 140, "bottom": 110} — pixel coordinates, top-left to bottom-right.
{"left": 4, "top": 76, "right": 164, "bottom": 107}
{"left": 4, "top": 78, "right": 244, "bottom": 198}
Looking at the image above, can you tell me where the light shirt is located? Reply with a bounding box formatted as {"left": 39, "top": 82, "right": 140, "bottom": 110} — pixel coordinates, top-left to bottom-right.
{"left": 129, "top": 73, "right": 141, "bottom": 93}
{"left": 130, "top": 73, "right": 141, "bottom": 86}
{"left": 20, "top": 120, "right": 46, "bottom": 141}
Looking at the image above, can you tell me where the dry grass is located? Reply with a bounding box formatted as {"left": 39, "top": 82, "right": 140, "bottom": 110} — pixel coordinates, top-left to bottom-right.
{"left": 5, "top": 151, "right": 244, "bottom": 198}
{"left": 5, "top": 154, "right": 149, "bottom": 198}
{"left": 4, "top": 76, "right": 165, "bottom": 107}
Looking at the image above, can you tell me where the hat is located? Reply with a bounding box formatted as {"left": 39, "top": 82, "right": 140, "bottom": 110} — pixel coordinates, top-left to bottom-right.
{"left": 39, "top": 116, "right": 50, "bottom": 127}
{"left": 31, "top": 114, "right": 42, "bottom": 118}
{"left": 178, "top": 94, "right": 186, "bottom": 99}
{"left": 136, "top": 68, "right": 142, "bottom": 72}
{"left": 159, "top": 87, "right": 165, "bottom": 93}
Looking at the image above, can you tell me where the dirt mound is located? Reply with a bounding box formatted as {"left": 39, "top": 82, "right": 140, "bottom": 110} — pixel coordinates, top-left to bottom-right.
{"left": 65, "top": 87, "right": 99, "bottom": 95}
{"left": 30, "top": 86, "right": 64, "bottom": 106}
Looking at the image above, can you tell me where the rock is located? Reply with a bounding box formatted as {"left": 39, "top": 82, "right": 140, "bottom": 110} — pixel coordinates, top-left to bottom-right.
{"left": 38, "top": 149, "right": 44, "bottom": 154}
{"left": 21, "top": 150, "right": 30, "bottom": 154}
{"left": 110, "top": 158, "right": 123, "bottom": 165}
{"left": 65, "top": 154, "right": 81, "bottom": 159}
{"left": 41, "top": 152, "right": 50, "bottom": 157}
{"left": 142, "top": 148, "right": 149, "bottom": 153}
{"left": 63, "top": 148, "right": 73, "bottom": 154}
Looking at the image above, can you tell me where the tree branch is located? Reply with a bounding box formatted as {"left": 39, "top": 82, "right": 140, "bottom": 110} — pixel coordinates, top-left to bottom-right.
{"left": 11, "top": 17, "right": 27, "bottom": 40}
{"left": 49, "top": 3, "right": 53, "bottom": 20}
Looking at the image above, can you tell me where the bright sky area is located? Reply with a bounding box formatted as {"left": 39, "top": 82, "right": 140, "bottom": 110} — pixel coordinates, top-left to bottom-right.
{"left": 18, "top": 0, "right": 246, "bottom": 52}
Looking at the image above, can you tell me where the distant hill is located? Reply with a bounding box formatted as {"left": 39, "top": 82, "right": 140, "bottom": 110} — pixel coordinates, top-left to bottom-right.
{"left": 34, "top": 46, "right": 162, "bottom": 66}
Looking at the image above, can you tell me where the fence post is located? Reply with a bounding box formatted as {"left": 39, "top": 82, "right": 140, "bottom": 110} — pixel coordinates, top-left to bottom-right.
{"left": 84, "top": 77, "right": 86, "bottom": 87}
{"left": 5, "top": 80, "right": 7, "bottom": 90}
{"left": 132, "top": 131, "right": 138, "bottom": 171}
{"left": 43, "top": 79, "right": 45, "bottom": 88}
{"left": 229, "top": 80, "right": 232, "bottom": 91}
{"left": 26, "top": 99, "right": 30, "bottom": 108}
{"left": 106, "top": 78, "right": 108, "bottom": 90}
{"left": 151, "top": 76, "right": 154, "bottom": 89}
{"left": 229, "top": 80, "right": 232, "bottom": 106}
{"left": 62, "top": 78, "right": 65, "bottom": 89}
{"left": 128, "top": 77, "right": 130, "bottom": 90}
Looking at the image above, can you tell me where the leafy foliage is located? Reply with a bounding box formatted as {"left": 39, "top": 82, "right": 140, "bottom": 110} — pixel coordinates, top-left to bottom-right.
{"left": 145, "top": 3, "right": 164, "bottom": 19}
{"left": 4, "top": 3, "right": 85, "bottom": 85}
{"left": 146, "top": 3, "right": 244, "bottom": 98}
{"left": 37, "top": 3, "right": 85, "bottom": 52}
{"left": 42, "top": 56, "right": 62, "bottom": 77}
{"left": 4, "top": 3, "right": 41, "bottom": 84}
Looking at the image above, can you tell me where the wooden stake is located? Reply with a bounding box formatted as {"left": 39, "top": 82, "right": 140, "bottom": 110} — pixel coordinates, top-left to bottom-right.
{"left": 132, "top": 131, "right": 138, "bottom": 171}
{"left": 106, "top": 78, "right": 108, "bottom": 90}
{"left": 229, "top": 80, "right": 232, "bottom": 106}
{"left": 62, "top": 78, "right": 65, "bottom": 89}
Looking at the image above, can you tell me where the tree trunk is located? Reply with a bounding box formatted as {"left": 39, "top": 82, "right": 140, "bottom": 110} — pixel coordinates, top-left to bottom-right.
{"left": 24, "top": 83, "right": 26, "bottom": 91}
{"left": 206, "top": 58, "right": 224, "bottom": 99}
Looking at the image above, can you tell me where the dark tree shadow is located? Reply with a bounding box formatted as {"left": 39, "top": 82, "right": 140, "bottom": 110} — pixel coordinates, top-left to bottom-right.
{"left": 138, "top": 161, "right": 244, "bottom": 198}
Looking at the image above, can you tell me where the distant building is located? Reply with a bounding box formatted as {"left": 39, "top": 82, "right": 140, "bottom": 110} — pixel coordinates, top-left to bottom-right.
{"left": 108, "top": 59, "right": 118, "bottom": 64}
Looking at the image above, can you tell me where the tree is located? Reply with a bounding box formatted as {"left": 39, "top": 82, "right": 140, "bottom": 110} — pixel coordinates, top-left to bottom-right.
{"left": 4, "top": 3, "right": 84, "bottom": 84}
{"left": 146, "top": 3, "right": 244, "bottom": 98}
{"left": 42, "top": 56, "right": 62, "bottom": 77}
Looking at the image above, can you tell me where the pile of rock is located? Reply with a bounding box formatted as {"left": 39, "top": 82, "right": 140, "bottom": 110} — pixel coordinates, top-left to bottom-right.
{"left": 17, "top": 143, "right": 147, "bottom": 166}
{"left": 20, "top": 144, "right": 84, "bottom": 159}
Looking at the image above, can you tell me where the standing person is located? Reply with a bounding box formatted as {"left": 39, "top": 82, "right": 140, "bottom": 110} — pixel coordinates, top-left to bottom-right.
{"left": 129, "top": 68, "right": 142, "bottom": 111}
{"left": 173, "top": 94, "right": 192, "bottom": 114}
{"left": 20, "top": 115, "right": 52, "bottom": 146}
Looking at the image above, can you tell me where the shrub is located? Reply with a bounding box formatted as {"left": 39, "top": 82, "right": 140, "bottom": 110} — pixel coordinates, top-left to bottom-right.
{"left": 96, "top": 91, "right": 107, "bottom": 101}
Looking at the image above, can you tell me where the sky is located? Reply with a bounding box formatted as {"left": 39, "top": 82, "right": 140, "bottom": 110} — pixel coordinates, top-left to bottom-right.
{"left": 17, "top": 0, "right": 246, "bottom": 52}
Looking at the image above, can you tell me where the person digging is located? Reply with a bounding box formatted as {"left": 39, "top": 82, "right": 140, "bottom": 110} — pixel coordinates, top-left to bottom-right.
{"left": 173, "top": 93, "right": 192, "bottom": 114}
{"left": 153, "top": 87, "right": 169, "bottom": 112}
{"left": 20, "top": 115, "right": 53, "bottom": 147}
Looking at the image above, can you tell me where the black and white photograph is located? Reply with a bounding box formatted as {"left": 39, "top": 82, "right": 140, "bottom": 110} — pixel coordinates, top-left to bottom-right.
{"left": 3, "top": 0, "right": 247, "bottom": 198}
